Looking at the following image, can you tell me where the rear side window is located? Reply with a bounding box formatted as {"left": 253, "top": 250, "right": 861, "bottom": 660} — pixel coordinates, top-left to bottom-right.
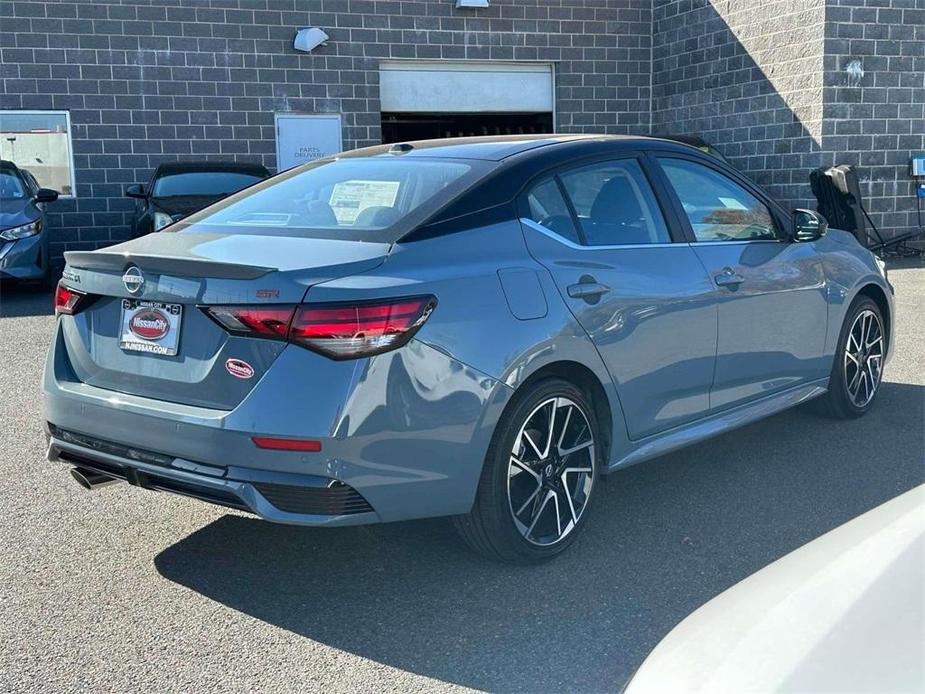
{"left": 559, "top": 159, "right": 671, "bottom": 246}
{"left": 178, "top": 157, "right": 483, "bottom": 241}
{"left": 524, "top": 178, "right": 581, "bottom": 244}
{"left": 658, "top": 158, "right": 778, "bottom": 242}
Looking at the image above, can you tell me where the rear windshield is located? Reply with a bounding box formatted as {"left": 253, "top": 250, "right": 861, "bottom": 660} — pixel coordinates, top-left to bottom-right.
{"left": 173, "top": 156, "right": 487, "bottom": 241}
{"left": 153, "top": 171, "right": 266, "bottom": 197}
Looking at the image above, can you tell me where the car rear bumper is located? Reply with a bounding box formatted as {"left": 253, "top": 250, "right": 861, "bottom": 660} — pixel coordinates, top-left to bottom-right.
{"left": 43, "top": 322, "right": 511, "bottom": 525}
{"left": 46, "top": 424, "right": 380, "bottom": 525}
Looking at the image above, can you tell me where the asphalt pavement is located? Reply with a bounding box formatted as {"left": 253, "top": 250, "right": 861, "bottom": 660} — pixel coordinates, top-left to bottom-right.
{"left": 1, "top": 260, "right": 922, "bottom": 693}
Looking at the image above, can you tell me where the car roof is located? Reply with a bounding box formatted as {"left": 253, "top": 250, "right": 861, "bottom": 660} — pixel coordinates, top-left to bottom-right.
{"left": 0, "top": 159, "right": 22, "bottom": 172}
{"left": 400, "top": 134, "right": 749, "bottom": 241}
{"left": 153, "top": 161, "right": 270, "bottom": 177}
{"left": 343, "top": 134, "right": 693, "bottom": 162}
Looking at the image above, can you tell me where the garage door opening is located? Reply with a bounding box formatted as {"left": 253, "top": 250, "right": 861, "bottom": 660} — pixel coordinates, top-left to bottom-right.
{"left": 381, "top": 112, "right": 554, "bottom": 144}
{"left": 379, "top": 61, "right": 555, "bottom": 145}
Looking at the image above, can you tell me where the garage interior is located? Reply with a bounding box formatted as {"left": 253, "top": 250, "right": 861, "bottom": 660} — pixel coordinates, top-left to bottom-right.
{"left": 380, "top": 112, "right": 554, "bottom": 143}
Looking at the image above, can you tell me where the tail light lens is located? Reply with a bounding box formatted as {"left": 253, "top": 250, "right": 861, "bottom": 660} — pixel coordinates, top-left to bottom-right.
{"left": 54, "top": 282, "right": 90, "bottom": 316}
{"left": 201, "top": 296, "right": 436, "bottom": 360}
{"left": 204, "top": 306, "right": 293, "bottom": 339}
{"left": 290, "top": 297, "right": 436, "bottom": 359}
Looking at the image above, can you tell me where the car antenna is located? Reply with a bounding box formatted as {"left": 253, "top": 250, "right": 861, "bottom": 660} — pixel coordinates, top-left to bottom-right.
{"left": 389, "top": 143, "right": 414, "bottom": 154}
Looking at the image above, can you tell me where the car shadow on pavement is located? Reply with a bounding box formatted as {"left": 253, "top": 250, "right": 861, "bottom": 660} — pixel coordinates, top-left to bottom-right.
{"left": 0, "top": 283, "right": 54, "bottom": 318}
{"left": 155, "top": 381, "right": 924, "bottom": 692}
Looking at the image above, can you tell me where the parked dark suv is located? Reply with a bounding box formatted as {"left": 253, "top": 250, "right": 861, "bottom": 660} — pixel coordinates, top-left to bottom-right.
{"left": 0, "top": 159, "right": 59, "bottom": 283}
{"left": 126, "top": 161, "right": 270, "bottom": 237}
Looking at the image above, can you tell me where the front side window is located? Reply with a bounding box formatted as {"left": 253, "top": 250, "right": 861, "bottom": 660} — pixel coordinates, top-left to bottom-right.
{"left": 178, "top": 157, "right": 482, "bottom": 241}
{"left": 0, "top": 111, "right": 75, "bottom": 196}
{"left": 152, "top": 172, "right": 266, "bottom": 198}
{"left": 658, "top": 158, "right": 778, "bottom": 242}
{"left": 559, "top": 159, "right": 671, "bottom": 246}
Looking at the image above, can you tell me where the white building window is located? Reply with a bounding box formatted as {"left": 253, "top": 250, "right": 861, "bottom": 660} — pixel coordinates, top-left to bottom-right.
{"left": 0, "top": 111, "right": 76, "bottom": 196}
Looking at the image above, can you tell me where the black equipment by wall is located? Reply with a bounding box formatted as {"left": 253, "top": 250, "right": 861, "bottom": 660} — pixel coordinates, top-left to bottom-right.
{"left": 811, "top": 164, "right": 923, "bottom": 256}
{"left": 810, "top": 165, "right": 868, "bottom": 245}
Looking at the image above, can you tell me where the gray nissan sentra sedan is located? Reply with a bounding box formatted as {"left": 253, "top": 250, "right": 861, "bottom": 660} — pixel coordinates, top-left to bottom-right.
{"left": 43, "top": 135, "right": 894, "bottom": 563}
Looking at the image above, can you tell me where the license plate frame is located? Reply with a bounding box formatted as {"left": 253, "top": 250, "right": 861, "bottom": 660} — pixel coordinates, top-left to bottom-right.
{"left": 119, "top": 299, "right": 183, "bottom": 356}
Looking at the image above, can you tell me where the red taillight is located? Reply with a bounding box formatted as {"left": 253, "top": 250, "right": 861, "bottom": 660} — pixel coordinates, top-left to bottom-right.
{"left": 54, "top": 282, "right": 88, "bottom": 316}
{"left": 252, "top": 436, "right": 322, "bottom": 452}
{"left": 290, "top": 297, "right": 436, "bottom": 359}
{"left": 204, "top": 305, "right": 293, "bottom": 339}
{"left": 201, "top": 296, "right": 436, "bottom": 360}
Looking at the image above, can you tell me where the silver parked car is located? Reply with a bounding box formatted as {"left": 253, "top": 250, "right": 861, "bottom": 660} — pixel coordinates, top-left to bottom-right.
{"left": 43, "top": 135, "right": 894, "bottom": 562}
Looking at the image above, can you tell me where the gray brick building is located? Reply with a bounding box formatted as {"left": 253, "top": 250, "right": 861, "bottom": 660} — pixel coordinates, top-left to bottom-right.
{"left": 0, "top": 0, "right": 922, "bottom": 262}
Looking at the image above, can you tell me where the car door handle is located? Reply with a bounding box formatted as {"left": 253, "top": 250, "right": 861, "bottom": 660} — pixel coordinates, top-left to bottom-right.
{"left": 714, "top": 269, "right": 745, "bottom": 287}
{"left": 567, "top": 281, "right": 610, "bottom": 299}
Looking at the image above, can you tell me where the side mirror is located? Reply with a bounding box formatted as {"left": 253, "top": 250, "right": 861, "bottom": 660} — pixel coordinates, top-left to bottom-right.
{"left": 125, "top": 184, "right": 146, "bottom": 199}
{"left": 792, "top": 208, "right": 828, "bottom": 242}
{"left": 34, "top": 188, "right": 58, "bottom": 204}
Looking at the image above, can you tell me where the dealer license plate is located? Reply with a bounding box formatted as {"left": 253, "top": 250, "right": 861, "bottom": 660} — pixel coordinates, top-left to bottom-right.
{"left": 119, "top": 299, "right": 183, "bottom": 356}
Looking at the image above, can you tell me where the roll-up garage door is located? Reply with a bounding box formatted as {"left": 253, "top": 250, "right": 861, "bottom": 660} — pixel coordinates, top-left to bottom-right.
{"left": 379, "top": 61, "right": 555, "bottom": 143}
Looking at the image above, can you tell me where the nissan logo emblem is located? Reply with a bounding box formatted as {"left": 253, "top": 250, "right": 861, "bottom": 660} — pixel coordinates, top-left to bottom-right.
{"left": 123, "top": 266, "right": 144, "bottom": 295}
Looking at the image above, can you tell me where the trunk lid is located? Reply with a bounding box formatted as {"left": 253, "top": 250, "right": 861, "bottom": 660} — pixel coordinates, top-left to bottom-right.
{"left": 60, "top": 232, "right": 389, "bottom": 410}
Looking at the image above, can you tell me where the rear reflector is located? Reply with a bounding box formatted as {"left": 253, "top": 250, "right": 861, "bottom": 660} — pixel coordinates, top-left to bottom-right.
{"left": 201, "top": 296, "right": 436, "bottom": 360}
{"left": 252, "top": 436, "right": 322, "bottom": 452}
{"left": 54, "top": 282, "right": 90, "bottom": 316}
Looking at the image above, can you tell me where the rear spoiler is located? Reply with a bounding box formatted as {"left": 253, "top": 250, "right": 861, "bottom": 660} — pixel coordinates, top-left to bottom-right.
{"left": 64, "top": 250, "right": 274, "bottom": 280}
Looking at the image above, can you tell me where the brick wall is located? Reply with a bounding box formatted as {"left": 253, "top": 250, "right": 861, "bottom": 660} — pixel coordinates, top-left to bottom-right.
{"left": 0, "top": 0, "right": 653, "bottom": 260}
{"left": 822, "top": 0, "right": 925, "bottom": 240}
{"left": 651, "top": 0, "right": 828, "bottom": 213}
{"left": 1, "top": 0, "right": 921, "bottom": 261}
{"left": 652, "top": 0, "right": 924, "bottom": 241}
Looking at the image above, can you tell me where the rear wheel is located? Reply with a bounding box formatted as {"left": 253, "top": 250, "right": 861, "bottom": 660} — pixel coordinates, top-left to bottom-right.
{"left": 454, "top": 378, "right": 600, "bottom": 563}
{"left": 817, "top": 297, "right": 885, "bottom": 419}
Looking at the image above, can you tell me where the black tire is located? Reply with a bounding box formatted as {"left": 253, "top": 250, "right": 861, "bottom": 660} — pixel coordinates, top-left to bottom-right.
{"left": 816, "top": 296, "right": 886, "bottom": 419}
{"left": 453, "top": 377, "right": 601, "bottom": 564}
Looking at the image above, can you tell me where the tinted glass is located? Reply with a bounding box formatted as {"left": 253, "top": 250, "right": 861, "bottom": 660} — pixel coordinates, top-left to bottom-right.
{"left": 21, "top": 170, "right": 39, "bottom": 194}
{"left": 658, "top": 158, "right": 778, "bottom": 241}
{"left": 525, "top": 178, "right": 580, "bottom": 244}
{"left": 153, "top": 172, "right": 266, "bottom": 197}
{"left": 178, "top": 157, "right": 482, "bottom": 241}
{"left": 0, "top": 170, "right": 26, "bottom": 200}
{"left": 560, "top": 159, "right": 670, "bottom": 245}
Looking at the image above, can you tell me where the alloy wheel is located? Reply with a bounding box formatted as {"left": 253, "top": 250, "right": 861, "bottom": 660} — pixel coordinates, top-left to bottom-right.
{"left": 844, "top": 309, "right": 884, "bottom": 408}
{"left": 507, "top": 396, "right": 595, "bottom": 546}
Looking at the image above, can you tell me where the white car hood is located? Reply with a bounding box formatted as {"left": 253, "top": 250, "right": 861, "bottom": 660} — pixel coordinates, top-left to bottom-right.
{"left": 626, "top": 485, "right": 925, "bottom": 693}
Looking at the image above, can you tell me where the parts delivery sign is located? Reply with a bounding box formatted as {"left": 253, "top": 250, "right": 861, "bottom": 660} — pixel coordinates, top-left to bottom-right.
{"left": 275, "top": 114, "right": 343, "bottom": 171}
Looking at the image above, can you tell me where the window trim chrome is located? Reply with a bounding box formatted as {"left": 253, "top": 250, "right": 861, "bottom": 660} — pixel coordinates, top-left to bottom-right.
{"left": 521, "top": 218, "right": 790, "bottom": 250}
{"left": 520, "top": 217, "right": 682, "bottom": 251}
{"left": 686, "top": 238, "right": 787, "bottom": 247}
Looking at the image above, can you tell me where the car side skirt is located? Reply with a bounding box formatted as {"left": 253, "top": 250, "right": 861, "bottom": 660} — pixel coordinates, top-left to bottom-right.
{"left": 607, "top": 378, "right": 829, "bottom": 472}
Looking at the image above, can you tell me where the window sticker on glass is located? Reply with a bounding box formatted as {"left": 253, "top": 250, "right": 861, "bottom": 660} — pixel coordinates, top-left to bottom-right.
{"left": 329, "top": 180, "right": 401, "bottom": 225}
{"left": 718, "top": 197, "right": 748, "bottom": 210}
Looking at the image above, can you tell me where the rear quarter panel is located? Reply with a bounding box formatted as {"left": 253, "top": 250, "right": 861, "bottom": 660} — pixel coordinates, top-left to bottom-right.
{"left": 308, "top": 220, "right": 629, "bottom": 470}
